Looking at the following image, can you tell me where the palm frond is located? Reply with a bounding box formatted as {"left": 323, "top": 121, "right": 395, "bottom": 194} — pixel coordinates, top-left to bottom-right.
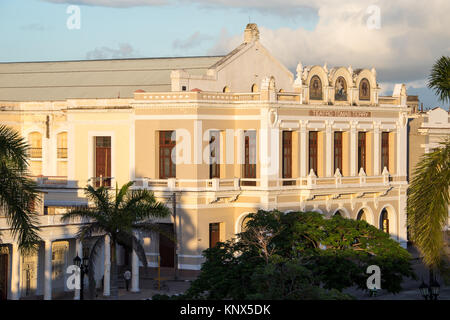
{"left": 407, "top": 138, "right": 450, "bottom": 267}
{"left": 115, "top": 231, "right": 148, "bottom": 268}
{"left": 0, "top": 125, "right": 30, "bottom": 171}
{"left": 427, "top": 56, "right": 450, "bottom": 105}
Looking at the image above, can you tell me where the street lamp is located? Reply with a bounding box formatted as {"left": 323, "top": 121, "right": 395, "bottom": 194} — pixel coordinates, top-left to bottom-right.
{"left": 73, "top": 253, "right": 89, "bottom": 300}
{"left": 419, "top": 277, "right": 440, "bottom": 300}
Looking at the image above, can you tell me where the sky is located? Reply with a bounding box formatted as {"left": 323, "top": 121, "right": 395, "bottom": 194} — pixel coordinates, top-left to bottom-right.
{"left": 0, "top": 0, "right": 449, "bottom": 110}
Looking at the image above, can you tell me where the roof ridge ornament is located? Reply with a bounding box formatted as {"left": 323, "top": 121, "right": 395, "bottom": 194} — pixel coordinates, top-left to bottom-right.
{"left": 244, "top": 23, "right": 260, "bottom": 43}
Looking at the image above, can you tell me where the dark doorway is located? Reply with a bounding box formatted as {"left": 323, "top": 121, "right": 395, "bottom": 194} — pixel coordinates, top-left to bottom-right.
{"left": 0, "top": 253, "right": 8, "bottom": 300}
{"left": 209, "top": 223, "right": 221, "bottom": 248}
{"left": 159, "top": 223, "right": 175, "bottom": 268}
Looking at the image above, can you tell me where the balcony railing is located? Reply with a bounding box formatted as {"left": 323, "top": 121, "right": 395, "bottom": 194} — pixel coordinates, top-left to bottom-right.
{"left": 133, "top": 170, "right": 392, "bottom": 192}
{"left": 57, "top": 148, "right": 68, "bottom": 159}
{"left": 29, "top": 147, "right": 42, "bottom": 158}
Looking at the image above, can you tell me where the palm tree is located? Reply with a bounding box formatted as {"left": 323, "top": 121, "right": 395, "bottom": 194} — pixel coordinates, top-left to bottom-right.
{"left": 61, "top": 181, "right": 172, "bottom": 299}
{"left": 0, "top": 125, "right": 41, "bottom": 252}
{"left": 407, "top": 139, "right": 450, "bottom": 273}
{"left": 427, "top": 56, "right": 450, "bottom": 106}
{"left": 408, "top": 55, "right": 450, "bottom": 285}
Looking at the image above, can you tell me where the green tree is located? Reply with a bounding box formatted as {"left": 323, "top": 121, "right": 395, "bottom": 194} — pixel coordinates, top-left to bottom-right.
{"left": 0, "top": 125, "right": 41, "bottom": 252}
{"left": 427, "top": 56, "right": 450, "bottom": 105}
{"left": 407, "top": 139, "right": 450, "bottom": 278}
{"left": 174, "top": 210, "right": 414, "bottom": 300}
{"left": 62, "top": 181, "right": 171, "bottom": 299}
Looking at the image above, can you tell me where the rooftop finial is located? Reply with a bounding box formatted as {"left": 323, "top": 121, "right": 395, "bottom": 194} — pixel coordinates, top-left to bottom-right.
{"left": 244, "top": 23, "right": 259, "bottom": 43}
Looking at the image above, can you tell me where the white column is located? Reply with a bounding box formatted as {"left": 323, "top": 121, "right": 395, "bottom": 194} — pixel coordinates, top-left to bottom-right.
{"left": 103, "top": 235, "right": 111, "bottom": 296}
{"left": 350, "top": 121, "right": 357, "bottom": 176}
{"left": 131, "top": 234, "right": 140, "bottom": 293}
{"left": 299, "top": 122, "right": 307, "bottom": 177}
{"left": 397, "top": 117, "right": 408, "bottom": 178}
{"left": 44, "top": 240, "right": 52, "bottom": 300}
{"left": 398, "top": 191, "right": 408, "bottom": 248}
{"left": 74, "top": 239, "right": 82, "bottom": 300}
{"left": 373, "top": 123, "right": 381, "bottom": 175}
{"left": 325, "top": 121, "right": 332, "bottom": 177}
{"left": 10, "top": 244, "right": 21, "bottom": 300}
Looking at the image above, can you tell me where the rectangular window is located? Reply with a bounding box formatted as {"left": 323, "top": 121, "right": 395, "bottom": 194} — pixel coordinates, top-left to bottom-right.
{"left": 334, "top": 132, "right": 343, "bottom": 174}
{"left": 358, "top": 132, "right": 366, "bottom": 173}
{"left": 381, "top": 132, "right": 389, "bottom": 172}
{"left": 242, "top": 131, "right": 256, "bottom": 186}
{"left": 282, "top": 131, "right": 293, "bottom": 185}
{"left": 209, "top": 131, "right": 220, "bottom": 179}
{"left": 159, "top": 131, "right": 176, "bottom": 179}
{"left": 209, "top": 223, "right": 220, "bottom": 248}
{"left": 95, "top": 136, "right": 111, "bottom": 187}
{"left": 309, "top": 131, "right": 318, "bottom": 174}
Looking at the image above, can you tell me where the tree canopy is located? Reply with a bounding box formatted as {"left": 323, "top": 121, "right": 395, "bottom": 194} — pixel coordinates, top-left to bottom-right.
{"left": 156, "top": 210, "right": 415, "bottom": 300}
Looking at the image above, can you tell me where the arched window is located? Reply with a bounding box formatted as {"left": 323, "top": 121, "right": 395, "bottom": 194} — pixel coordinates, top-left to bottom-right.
{"left": 251, "top": 83, "right": 259, "bottom": 92}
{"left": 223, "top": 86, "right": 230, "bottom": 93}
{"left": 309, "top": 75, "right": 322, "bottom": 100}
{"left": 335, "top": 76, "right": 347, "bottom": 101}
{"left": 359, "top": 78, "right": 370, "bottom": 101}
{"left": 380, "top": 209, "right": 389, "bottom": 233}
{"left": 57, "top": 132, "right": 67, "bottom": 159}
{"left": 28, "top": 132, "right": 42, "bottom": 158}
{"left": 357, "top": 209, "right": 367, "bottom": 222}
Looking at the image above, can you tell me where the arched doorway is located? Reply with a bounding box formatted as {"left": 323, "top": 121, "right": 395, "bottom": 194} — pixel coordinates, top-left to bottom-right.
{"left": 334, "top": 210, "right": 342, "bottom": 217}
{"left": 357, "top": 209, "right": 367, "bottom": 222}
{"left": 380, "top": 208, "right": 389, "bottom": 234}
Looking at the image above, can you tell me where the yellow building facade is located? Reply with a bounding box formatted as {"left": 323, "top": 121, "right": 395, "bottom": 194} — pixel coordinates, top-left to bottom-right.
{"left": 0, "top": 24, "right": 417, "bottom": 299}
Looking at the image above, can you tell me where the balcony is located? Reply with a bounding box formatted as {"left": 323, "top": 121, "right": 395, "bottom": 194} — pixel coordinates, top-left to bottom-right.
{"left": 28, "top": 147, "right": 42, "bottom": 159}
{"left": 57, "top": 148, "right": 68, "bottom": 159}
{"left": 32, "top": 176, "right": 68, "bottom": 188}
{"left": 133, "top": 170, "right": 392, "bottom": 193}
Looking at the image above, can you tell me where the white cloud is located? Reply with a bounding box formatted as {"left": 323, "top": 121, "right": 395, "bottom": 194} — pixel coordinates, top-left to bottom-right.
{"left": 206, "top": 0, "right": 450, "bottom": 88}
{"left": 86, "top": 43, "right": 139, "bottom": 59}
{"left": 42, "top": 0, "right": 167, "bottom": 7}
{"left": 173, "top": 32, "right": 213, "bottom": 50}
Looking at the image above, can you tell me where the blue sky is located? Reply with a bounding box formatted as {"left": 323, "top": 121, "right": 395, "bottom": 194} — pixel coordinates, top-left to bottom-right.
{"left": 0, "top": 0, "right": 448, "bottom": 109}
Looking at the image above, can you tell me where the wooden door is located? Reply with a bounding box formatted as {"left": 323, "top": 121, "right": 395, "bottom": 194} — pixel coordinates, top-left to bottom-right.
{"left": 0, "top": 254, "right": 8, "bottom": 300}
{"left": 159, "top": 224, "right": 174, "bottom": 268}
{"left": 95, "top": 137, "right": 111, "bottom": 187}
{"left": 209, "top": 223, "right": 220, "bottom": 248}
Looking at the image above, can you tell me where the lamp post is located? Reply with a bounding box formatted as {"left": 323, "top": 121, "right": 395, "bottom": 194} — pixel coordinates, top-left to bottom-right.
{"left": 419, "top": 277, "right": 440, "bottom": 300}
{"left": 73, "top": 253, "right": 89, "bottom": 300}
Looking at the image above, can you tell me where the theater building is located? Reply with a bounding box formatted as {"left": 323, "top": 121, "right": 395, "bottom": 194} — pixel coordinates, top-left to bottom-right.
{"left": 0, "top": 24, "right": 416, "bottom": 299}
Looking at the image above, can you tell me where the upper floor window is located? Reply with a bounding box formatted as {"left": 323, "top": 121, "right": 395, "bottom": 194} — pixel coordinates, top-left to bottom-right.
{"left": 242, "top": 130, "right": 256, "bottom": 186}
{"left": 381, "top": 132, "right": 389, "bottom": 172}
{"left": 359, "top": 78, "right": 370, "bottom": 101}
{"left": 95, "top": 136, "right": 111, "bottom": 187}
{"left": 223, "top": 86, "right": 230, "bottom": 93}
{"left": 251, "top": 83, "right": 259, "bottom": 92}
{"left": 28, "top": 132, "right": 42, "bottom": 159}
{"left": 57, "top": 132, "right": 68, "bottom": 159}
{"left": 159, "top": 131, "right": 176, "bottom": 179}
{"left": 334, "top": 132, "right": 343, "bottom": 174}
{"left": 335, "top": 77, "right": 347, "bottom": 101}
{"left": 209, "top": 131, "right": 220, "bottom": 179}
{"left": 358, "top": 132, "right": 366, "bottom": 172}
{"left": 309, "top": 75, "right": 322, "bottom": 100}
{"left": 309, "top": 131, "right": 318, "bottom": 174}
{"left": 282, "top": 131, "right": 293, "bottom": 185}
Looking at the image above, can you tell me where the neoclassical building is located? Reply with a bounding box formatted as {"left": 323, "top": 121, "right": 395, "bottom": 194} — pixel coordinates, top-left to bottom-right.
{"left": 0, "top": 24, "right": 417, "bottom": 300}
